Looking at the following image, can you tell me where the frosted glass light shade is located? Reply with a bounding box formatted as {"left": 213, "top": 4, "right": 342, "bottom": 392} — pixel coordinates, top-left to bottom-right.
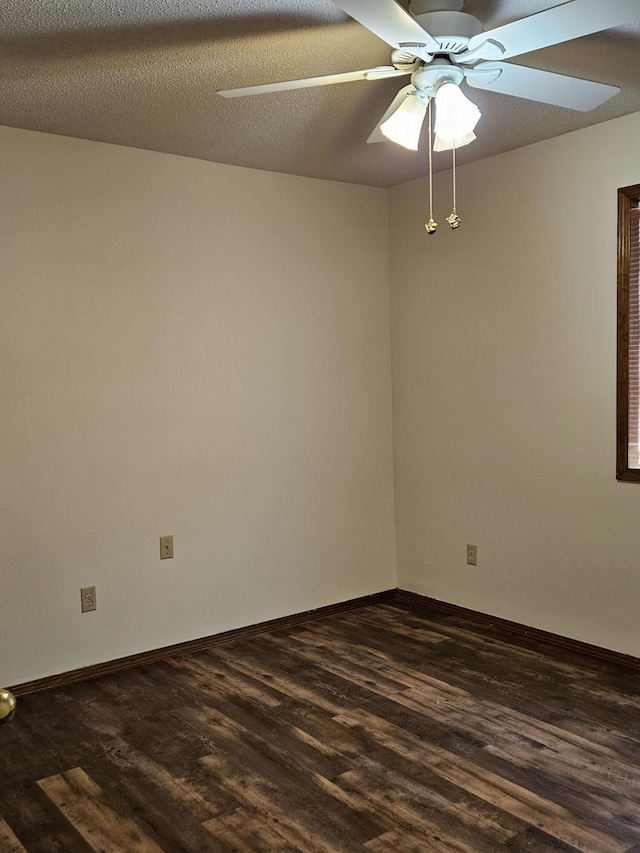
{"left": 433, "top": 131, "right": 476, "bottom": 152}
{"left": 380, "top": 92, "right": 427, "bottom": 151}
{"left": 434, "top": 82, "right": 480, "bottom": 150}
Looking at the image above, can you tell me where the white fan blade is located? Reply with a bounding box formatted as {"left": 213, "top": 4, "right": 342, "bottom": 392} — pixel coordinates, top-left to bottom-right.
{"left": 467, "top": 0, "right": 640, "bottom": 61}
{"left": 333, "top": 0, "right": 440, "bottom": 51}
{"left": 367, "top": 84, "right": 415, "bottom": 143}
{"left": 465, "top": 62, "right": 620, "bottom": 111}
{"left": 218, "top": 66, "right": 408, "bottom": 98}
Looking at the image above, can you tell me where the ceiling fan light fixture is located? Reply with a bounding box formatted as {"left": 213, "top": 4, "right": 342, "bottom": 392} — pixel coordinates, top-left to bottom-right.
{"left": 433, "top": 81, "right": 481, "bottom": 148}
{"left": 380, "top": 90, "right": 428, "bottom": 151}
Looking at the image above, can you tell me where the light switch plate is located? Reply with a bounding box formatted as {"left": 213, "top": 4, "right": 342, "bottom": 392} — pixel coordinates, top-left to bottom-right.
{"left": 160, "top": 535, "right": 174, "bottom": 559}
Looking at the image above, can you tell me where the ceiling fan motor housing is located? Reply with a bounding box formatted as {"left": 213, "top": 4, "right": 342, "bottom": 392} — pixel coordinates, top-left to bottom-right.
{"left": 408, "top": 0, "right": 464, "bottom": 11}
{"left": 413, "top": 11, "right": 484, "bottom": 53}
{"left": 391, "top": 9, "right": 485, "bottom": 68}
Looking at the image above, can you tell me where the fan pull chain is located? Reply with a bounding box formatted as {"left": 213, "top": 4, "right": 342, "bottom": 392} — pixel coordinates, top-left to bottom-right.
{"left": 447, "top": 143, "right": 462, "bottom": 229}
{"left": 425, "top": 97, "right": 437, "bottom": 234}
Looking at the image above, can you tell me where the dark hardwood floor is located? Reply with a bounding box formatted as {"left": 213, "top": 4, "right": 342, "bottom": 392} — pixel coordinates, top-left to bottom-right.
{"left": 2, "top": 600, "right": 640, "bottom": 852}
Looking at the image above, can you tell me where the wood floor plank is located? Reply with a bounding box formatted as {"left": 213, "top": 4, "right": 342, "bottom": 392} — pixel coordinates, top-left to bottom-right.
{"left": 363, "top": 828, "right": 473, "bottom": 853}
{"left": 384, "top": 603, "right": 640, "bottom": 741}
{"left": 194, "top": 708, "right": 385, "bottom": 850}
{"left": 199, "top": 756, "right": 363, "bottom": 853}
{"left": 391, "top": 682, "right": 640, "bottom": 813}
{"left": 38, "top": 767, "right": 165, "bottom": 852}
{"left": 168, "top": 651, "right": 283, "bottom": 709}
{"left": 335, "top": 707, "right": 626, "bottom": 853}
{"left": 75, "top": 717, "right": 226, "bottom": 822}
{"left": 291, "top": 619, "right": 640, "bottom": 810}
{"left": 176, "top": 686, "right": 352, "bottom": 784}
{"left": 311, "top": 736, "right": 523, "bottom": 852}
{"left": 0, "top": 817, "right": 28, "bottom": 852}
{"left": 276, "top": 631, "right": 411, "bottom": 698}
{"left": 212, "top": 633, "right": 383, "bottom": 716}
{"left": 335, "top": 762, "right": 514, "bottom": 852}
{"left": 501, "top": 825, "right": 584, "bottom": 851}
{"left": 203, "top": 806, "right": 303, "bottom": 852}
{"left": 336, "top": 605, "right": 450, "bottom": 645}
{"left": 0, "top": 782, "right": 95, "bottom": 853}
{"left": 78, "top": 728, "right": 234, "bottom": 852}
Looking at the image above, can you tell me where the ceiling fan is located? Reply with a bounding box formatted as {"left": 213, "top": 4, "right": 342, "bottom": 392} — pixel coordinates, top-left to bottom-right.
{"left": 218, "top": 0, "right": 638, "bottom": 152}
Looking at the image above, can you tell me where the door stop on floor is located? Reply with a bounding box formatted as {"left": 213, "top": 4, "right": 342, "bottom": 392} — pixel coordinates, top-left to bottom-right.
{"left": 0, "top": 689, "right": 16, "bottom": 725}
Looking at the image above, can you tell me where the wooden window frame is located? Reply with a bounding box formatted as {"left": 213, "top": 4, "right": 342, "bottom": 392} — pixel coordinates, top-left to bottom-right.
{"left": 617, "top": 183, "right": 640, "bottom": 481}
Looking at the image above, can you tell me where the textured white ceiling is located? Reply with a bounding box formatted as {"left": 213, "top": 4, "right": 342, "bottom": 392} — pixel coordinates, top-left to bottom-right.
{"left": 0, "top": 0, "right": 639, "bottom": 187}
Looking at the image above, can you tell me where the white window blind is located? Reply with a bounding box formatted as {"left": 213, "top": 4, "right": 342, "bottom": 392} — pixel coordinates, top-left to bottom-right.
{"left": 628, "top": 204, "right": 640, "bottom": 468}
{"left": 616, "top": 185, "right": 640, "bottom": 482}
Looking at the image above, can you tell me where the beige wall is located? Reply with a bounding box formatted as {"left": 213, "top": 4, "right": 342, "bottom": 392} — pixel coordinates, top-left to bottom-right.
{"left": 0, "top": 126, "right": 396, "bottom": 685}
{"left": 4, "top": 108, "right": 640, "bottom": 686}
{"left": 390, "top": 111, "right": 640, "bottom": 657}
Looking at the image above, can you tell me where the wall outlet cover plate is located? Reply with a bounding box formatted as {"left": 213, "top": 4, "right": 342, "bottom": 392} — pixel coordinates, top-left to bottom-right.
{"left": 81, "top": 586, "right": 97, "bottom": 613}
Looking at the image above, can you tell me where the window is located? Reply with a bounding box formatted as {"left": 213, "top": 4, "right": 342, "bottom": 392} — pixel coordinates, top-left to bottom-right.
{"left": 617, "top": 183, "right": 640, "bottom": 481}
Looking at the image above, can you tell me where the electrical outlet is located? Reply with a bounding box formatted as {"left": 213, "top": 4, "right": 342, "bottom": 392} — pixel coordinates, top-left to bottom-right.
{"left": 160, "top": 535, "right": 174, "bottom": 560}
{"left": 466, "top": 544, "right": 478, "bottom": 566}
{"left": 81, "top": 586, "right": 97, "bottom": 613}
